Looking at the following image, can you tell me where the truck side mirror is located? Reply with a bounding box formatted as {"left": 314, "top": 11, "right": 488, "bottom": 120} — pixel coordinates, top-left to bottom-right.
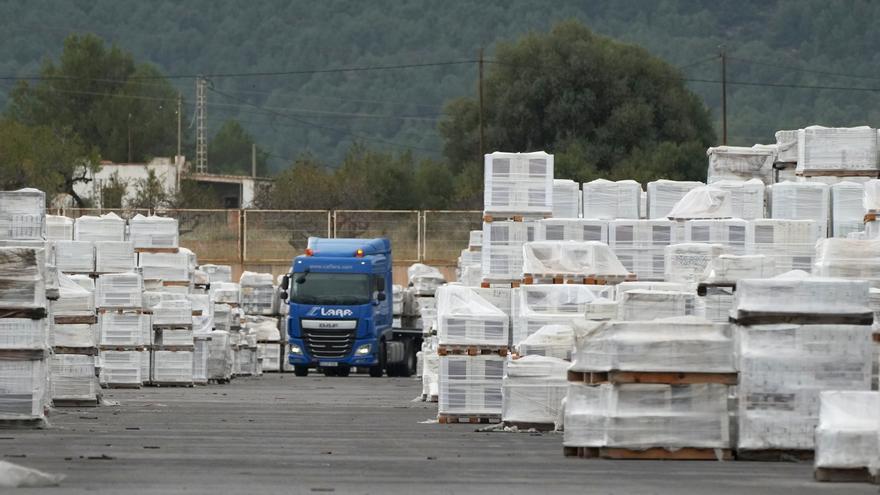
{"left": 281, "top": 274, "right": 290, "bottom": 290}
{"left": 377, "top": 292, "right": 386, "bottom": 302}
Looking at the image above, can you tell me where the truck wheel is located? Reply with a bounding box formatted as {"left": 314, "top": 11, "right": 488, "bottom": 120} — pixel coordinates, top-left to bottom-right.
{"left": 294, "top": 366, "right": 309, "bottom": 377}
{"left": 369, "top": 341, "right": 386, "bottom": 377}
{"left": 401, "top": 344, "right": 417, "bottom": 378}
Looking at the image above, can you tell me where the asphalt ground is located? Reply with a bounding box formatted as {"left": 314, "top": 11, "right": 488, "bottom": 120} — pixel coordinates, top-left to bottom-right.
{"left": 2, "top": 374, "right": 871, "bottom": 494}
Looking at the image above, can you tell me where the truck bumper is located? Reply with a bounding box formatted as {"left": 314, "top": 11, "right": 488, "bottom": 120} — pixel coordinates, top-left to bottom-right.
{"left": 287, "top": 337, "right": 378, "bottom": 367}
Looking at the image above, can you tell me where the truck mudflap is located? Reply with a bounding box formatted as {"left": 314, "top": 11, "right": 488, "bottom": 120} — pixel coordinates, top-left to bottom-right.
{"left": 385, "top": 340, "right": 405, "bottom": 364}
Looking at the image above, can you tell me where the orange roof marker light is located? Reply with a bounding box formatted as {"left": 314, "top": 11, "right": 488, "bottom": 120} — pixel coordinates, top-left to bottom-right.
{"left": 305, "top": 248, "right": 314, "bottom": 256}
{"left": 355, "top": 248, "right": 365, "bottom": 258}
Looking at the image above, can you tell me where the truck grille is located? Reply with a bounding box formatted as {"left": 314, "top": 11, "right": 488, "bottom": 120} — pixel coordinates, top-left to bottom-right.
{"left": 303, "top": 328, "right": 356, "bottom": 359}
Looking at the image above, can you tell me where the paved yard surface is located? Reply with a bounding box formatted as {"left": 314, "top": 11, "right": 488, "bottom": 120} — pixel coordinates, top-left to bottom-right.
{"left": 2, "top": 374, "right": 868, "bottom": 494}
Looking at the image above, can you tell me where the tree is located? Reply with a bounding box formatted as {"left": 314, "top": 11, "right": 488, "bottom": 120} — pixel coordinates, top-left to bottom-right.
{"left": 127, "top": 169, "right": 168, "bottom": 209}
{"left": 100, "top": 171, "right": 127, "bottom": 209}
{"left": 209, "top": 120, "right": 269, "bottom": 176}
{"left": 439, "top": 20, "right": 716, "bottom": 182}
{"left": 264, "top": 154, "right": 337, "bottom": 209}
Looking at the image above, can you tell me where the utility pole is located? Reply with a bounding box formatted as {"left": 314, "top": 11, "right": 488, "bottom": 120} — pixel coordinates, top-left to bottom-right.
{"left": 176, "top": 92, "right": 182, "bottom": 158}
{"left": 251, "top": 143, "right": 257, "bottom": 178}
{"left": 720, "top": 48, "right": 727, "bottom": 145}
{"left": 195, "top": 77, "right": 208, "bottom": 174}
{"left": 478, "top": 47, "right": 485, "bottom": 158}
{"left": 127, "top": 113, "right": 132, "bottom": 163}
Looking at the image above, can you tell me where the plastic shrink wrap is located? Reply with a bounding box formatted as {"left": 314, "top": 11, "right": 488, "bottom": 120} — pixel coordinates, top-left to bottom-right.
{"left": 618, "top": 290, "right": 698, "bottom": 321}
{"left": 0, "top": 319, "right": 46, "bottom": 349}
{"left": 483, "top": 152, "right": 553, "bottom": 216}
{"left": 94, "top": 241, "right": 135, "bottom": 273}
{"left": 436, "top": 285, "right": 508, "bottom": 347}
{"left": 99, "top": 350, "right": 141, "bottom": 386}
{"left": 746, "top": 219, "right": 821, "bottom": 274}
{"left": 775, "top": 129, "right": 799, "bottom": 163}
{"left": 128, "top": 215, "right": 179, "bottom": 249}
{"left": 570, "top": 318, "right": 735, "bottom": 373}
{"left": 481, "top": 220, "right": 532, "bottom": 282}
{"left": 206, "top": 330, "right": 233, "bottom": 380}
{"left": 664, "top": 243, "right": 724, "bottom": 283}
{"left": 240, "top": 271, "right": 275, "bottom": 315}
{"left": 814, "top": 238, "right": 880, "bottom": 287}
{"left": 797, "top": 126, "right": 878, "bottom": 174}
{"left": 666, "top": 186, "right": 732, "bottom": 219}
{"left": 53, "top": 274, "right": 94, "bottom": 317}
{"left": 51, "top": 324, "right": 95, "bottom": 348}
{"left": 522, "top": 241, "right": 629, "bottom": 278}
{"left": 771, "top": 181, "right": 830, "bottom": 236}
{"left": 828, "top": 182, "right": 865, "bottom": 238}
{"left": 698, "top": 286, "right": 735, "bottom": 323}
{"left": 733, "top": 276, "right": 870, "bottom": 321}
{"left": 99, "top": 312, "right": 149, "bottom": 346}
{"left": 193, "top": 338, "right": 209, "bottom": 383}
{"left": 468, "top": 230, "right": 482, "bottom": 250}
{"left": 0, "top": 189, "right": 45, "bottom": 240}
{"left": 814, "top": 391, "right": 880, "bottom": 472}
{"left": 710, "top": 179, "right": 765, "bottom": 220}
{"left": 211, "top": 282, "right": 241, "bottom": 305}
{"left": 706, "top": 145, "right": 776, "bottom": 184}
{"left": 439, "top": 354, "right": 506, "bottom": 416}
{"left": 45, "top": 215, "right": 73, "bottom": 241}
{"left": 516, "top": 324, "right": 574, "bottom": 360}
{"left": 187, "top": 294, "right": 213, "bottom": 335}
{"left": 864, "top": 179, "right": 880, "bottom": 211}
{"left": 512, "top": 284, "right": 615, "bottom": 345}
{"left": 421, "top": 340, "right": 439, "bottom": 399}
{"left": 552, "top": 179, "right": 580, "bottom": 218}
{"left": 199, "top": 264, "right": 232, "bottom": 283}
{"left": 582, "top": 179, "right": 641, "bottom": 220}
{"left": 50, "top": 354, "right": 98, "bottom": 401}
{"left": 0, "top": 359, "right": 48, "bottom": 420}
{"left": 646, "top": 180, "right": 704, "bottom": 219}
{"left": 535, "top": 219, "right": 607, "bottom": 243}
{"left": 683, "top": 219, "right": 748, "bottom": 255}
{"left": 502, "top": 355, "right": 569, "bottom": 424}
{"left": 457, "top": 249, "right": 482, "bottom": 287}
{"left": 615, "top": 281, "right": 689, "bottom": 299}
{"left": 0, "top": 247, "right": 46, "bottom": 309}
{"left": 151, "top": 350, "right": 193, "bottom": 384}
{"left": 139, "top": 251, "right": 191, "bottom": 282}
{"left": 52, "top": 241, "right": 94, "bottom": 273}
{"left": 74, "top": 213, "right": 125, "bottom": 242}
{"left": 408, "top": 263, "right": 445, "bottom": 295}
{"left": 563, "top": 382, "right": 730, "bottom": 448}
{"left": 608, "top": 219, "right": 682, "bottom": 280}
{"left": 151, "top": 299, "right": 193, "bottom": 327}
{"left": 469, "top": 287, "right": 513, "bottom": 320}
{"left": 737, "top": 324, "right": 872, "bottom": 450}
{"left": 95, "top": 272, "right": 143, "bottom": 308}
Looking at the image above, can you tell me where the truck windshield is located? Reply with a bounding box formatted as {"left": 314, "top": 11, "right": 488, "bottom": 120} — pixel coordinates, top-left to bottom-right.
{"left": 290, "top": 272, "right": 371, "bottom": 306}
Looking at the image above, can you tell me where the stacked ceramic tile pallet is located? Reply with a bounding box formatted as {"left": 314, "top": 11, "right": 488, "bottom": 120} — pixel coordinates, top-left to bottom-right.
{"left": 49, "top": 274, "right": 100, "bottom": 406}
{"left": 96, "top": 273, "right": 148, "bottom": 388}
{"left": 199, "top": 265, "right": 234, "bottom": 383}
{"left": 240, "top": 271, "right": 284, "bottom": 373}
{"left": 211, "top": 281, "right": 245, "bottom": 378}
{"left": 401, "top": 264, "right": 443, "bottom": 400}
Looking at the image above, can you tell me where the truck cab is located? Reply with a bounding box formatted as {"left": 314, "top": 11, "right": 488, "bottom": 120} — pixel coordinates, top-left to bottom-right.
{"left": 280, "top": 237, "right": 418, "bottom": 377}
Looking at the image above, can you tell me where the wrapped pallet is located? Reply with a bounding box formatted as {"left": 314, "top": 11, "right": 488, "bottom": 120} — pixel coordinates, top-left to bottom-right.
{"left": 0, "top": 247, "right": 47, "bottom": 309}
{"left": 684, "top": 219, "right": 748, "bottom": 255}
{"left": 502, "top": 355, "right": 569, "bottom": 426}
{"left": 481, "top": 220, "right": 532, "bottom": 282}
{"left": 0, "top": 188, "right": 45, "bottom": 240}
{"left": 535, "top": 219, "right": 607, "bottom": 243}
{"left": 52, "top": 240, "right": 94, "bottom": 273}
{"left": 206, "top": 329, "right": 233, "bottom": 381}
{"left": 98, "top": 311, "right": 149, "bottom": 347}
{"left": 211, "top": 282, "right": 241, "bottom": 305}
{"left": 0, "top": 318, "right": 47, "bottom": 350}
{"left": 701, "top": 254, "right": 774, "bottom": 285}
{"left": 0, "top": 359, "right": 49, "bottom": 422}
{"left": 830, "top": 182, "right": 865, "bottom": 238}
{"left": 193, "top": 337, "right": 209, "bottom": 385}
{"left": 608, "top": 219, "right": 682, "bottom": 280}
{"left": 746, "top": 219, "right": 822, "bottom": 274}
{"left": 436, "top": 285, "right": 508, "bottom": 347}
{"left": 95, "top": 241, "right": 135, "bottom": 273}
{"left": 617, "top": 290, "right": 698, "bottom": 321}
{"left": 439, "top": 354, "right": 506, "bottom": 418}
{"left": 151, "top": 350, "right": 193, "bottom": 385}
{"left": 646, "top": 180, "right": 704, "bottom": 219}
{"left": 46, "top": 215, "right": 74, "bottom": 241}
{"left": 771, "top": 181, "right": 830, "bottom": 236}
{"left": 468, "top": 230, "right": 482, "bottom": 250}
{"left": 814, "top": 391, "right": 880, "bottom": 475}
{"left": 814, "top": 238, "right": 880, "bottom": 287}
{"left": 552, "top": 179, "right": 580, "bottom": 218}
{"left": 522, "top": 241, "right": 629, "bottom": 281}
{"left": 516, "top": 324, "right": 574, "bottom": 360}
{"left": 128, "top": 215, "right": 179, "bottom": 249}
{"left": 664, "top": 243, "right": 724, "bottom": 283}
{"left": 582, "top": 179, "right": 641, "bottom": 220}
{"left": 187, "top": 294, "right": 213, "bottom": 336}
{"left": 457, "top": 249, "right": 482, "bottom": 287}
{"left": 732, "top": 276, "right": 871, "bottom": 323}
{"left": 706, "top": 145, "right": 776, "bottom": 184}
{"left": 865, "top": 179, "right": 880, "bottom": 212}
{"left": 512, "top": 284, "right": 616, "bottom": 345}
{"left": 99, "top": 350, "right": 141, "bottom": 386}
{"left": 50, "top": 354, "right": 98, "bottom": 403}
{"left": 797, "top": 126, "right": 878, "bottom": 175}
{"left": 666, "top": 186, "right": 732, "bottom": 220}
{"left": 53, "top": 274, "right": 95, "bottom": 317}
{"left": 239, "top": 271, "right": 275, "bottom": 315}
{"left": 95, "top": 272, "right": 143, "bottom": 308}
{"left": 775, "top": 129, "right": 799, "bottom": 163}
{"left": 698, "top": 286, "right": 736, "bottom": 323}
{"left": 483, "top": 151, "right": 553, "bottom": 217}
{"left": 199, "top": 264, "right": 232, "bottom": 283}
{"left": 138, "top": 251, "right": 191, "bottom": 282}
{"left": 615, "top": 281, "right": 689, "bottom": 298}
{"left": 408, "top": 263, "right": 445, "bottom": 296}
{"left": 708, "top": 179, "right": 765, "bottom": 219}
{"left": 74, "top": 213, "right": 125, "bottom": 242}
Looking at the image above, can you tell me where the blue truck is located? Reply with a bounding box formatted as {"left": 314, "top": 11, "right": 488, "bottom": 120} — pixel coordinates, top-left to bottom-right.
{"left": 278, "top": 237, "right": 420, "bottom": 377}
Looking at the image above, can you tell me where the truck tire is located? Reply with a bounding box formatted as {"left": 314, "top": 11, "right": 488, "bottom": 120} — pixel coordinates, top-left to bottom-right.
{"left": 294, "top": 366, "right": 309, "bottom": 377}
{"left": 386, "top": 341, "right": 416, "bottom": 377}
{"left": 369, "top": 341, "right": 386, "bottom": 377}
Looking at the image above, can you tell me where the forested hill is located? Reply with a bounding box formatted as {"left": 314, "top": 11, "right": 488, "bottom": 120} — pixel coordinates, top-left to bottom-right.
{"left": 3, "top": 0, "right": 880, "bottom": 171}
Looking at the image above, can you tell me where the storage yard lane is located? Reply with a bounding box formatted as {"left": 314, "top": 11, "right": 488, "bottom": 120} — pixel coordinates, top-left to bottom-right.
{"left": 5, "top": 375, "right": 867, "bottom": 495}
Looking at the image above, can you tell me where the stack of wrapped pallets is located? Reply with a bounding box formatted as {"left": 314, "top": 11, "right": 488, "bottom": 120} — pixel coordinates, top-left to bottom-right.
{"left": 50, "top": 274, "right": 99, "bottom": 406}
{"left": 96, "top": 272, "right": 148, "bottom": 388}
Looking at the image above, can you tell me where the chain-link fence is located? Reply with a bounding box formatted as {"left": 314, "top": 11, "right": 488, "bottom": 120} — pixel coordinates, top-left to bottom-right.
{"left": 422, "top": 210, "right": 483, "bottom": 263}
{"left": 244, "top": 210, "right": 331, "bottom": 262}
{"left": 161, "top": 209, "right": 241, "bottom": 262}
{"left": 333, "top": 210, "right": 421, "bottom": 262}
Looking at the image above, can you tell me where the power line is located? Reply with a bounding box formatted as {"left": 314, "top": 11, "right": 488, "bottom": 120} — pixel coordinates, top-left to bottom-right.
{"left": 727, "top": 55, "right": 880, "bottom": 82}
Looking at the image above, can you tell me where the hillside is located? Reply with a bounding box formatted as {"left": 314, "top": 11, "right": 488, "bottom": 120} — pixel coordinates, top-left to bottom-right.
{"left": 2, "top": 0, "right": 880, "bottom": 171}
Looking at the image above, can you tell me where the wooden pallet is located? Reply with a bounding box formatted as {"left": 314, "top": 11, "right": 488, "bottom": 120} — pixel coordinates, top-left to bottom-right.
{"left": 0, "top": 307, "right": 47, "bottom": 319}
{"left": 191, "top": 310, "right": 203, "bottom": 317}
{"left": 98, "top": 308, "right": 150, "bottom": 315}
{"left": 438, "top": 413, "right": 501, "bottom": 424}
{"left": 0, "top": 417, "right": 49, "bottom": 429}
{"left": 161, "top": 280, "right": 191, "bottom": 287}
{"left": 98, "top": 346, "right": 147, "bottom": 352}
{"left": 730, "top": 312, "right": 874, "bottom": 326}
{"left": 53, "top": 346, "right": 98, "bottom": 356}
{"left": 865, "top": 212, "right": 878, "bottom": 223}
{"left": 54, "top": 314, "right": 98, "bottom": 325}
{"left": 567, "top": 370, "right": 738, "bottom": 385}
{"left": 735, "top": 449, "right": 814, "bottom": 462}
{"left": 152, "top": 345, "right": 195, "bottom": 352}
{"left": 152, "top": 324, "right": 194, "bottom": 330}
{"left": 872, "top": 333, "right": 880, "bottom": 344}
{"left": 480, "top": 280, "right": 521, "bottom": 288}
{"left": 697, "top": 282, "right": 736, "bottom": 296}
{"left": 522, "top": 274, "right": 634, "bottom": 285}
{"left": 102, "top": 383, "right": 142, "bottom": 389}
{"left": 53, "top": 398, "right": 99, "bottom": 408}
{"left": 504, "top": 421, "right": 556, "bottom": 432}
{"left": 437, "top": 345, "right": 508, "bottom": 357}
{"left": 798, "top": 170, "right": 880, "bottom": 178}
{"left": 135, "top": 247, "right": 180, "bottom": 254}
{"left": 0, "top": 348, "right": 48, "bottom": 361}
{"left": 564, "top": 446, "right": 732, "bottom": 461}
{"left": 814, "top": 467, "right": 880, "bottom": 483}
{"left": 207, "top": 378, "right": 231, "bottom": 385}
{"left": 148, "top": 382, "right": 194, "bottom": 388}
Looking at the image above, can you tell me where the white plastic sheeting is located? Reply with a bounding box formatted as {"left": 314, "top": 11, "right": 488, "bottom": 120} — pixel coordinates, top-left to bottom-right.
{"left": 646, "top": 180, "right": 704, "bottom": 219}
{"left": 435, "top": 285, "right": 509, "bottom": 347}
{"left": 468, "top": 230, "right": 482, "bottom": 249}
{"left": 0, "top": 319, "right": 46, "bottom": 349}
{"left": 502, "top": 355, "right": 569, "bottom": 424}
{"left": 563, "top": 382, "right": 730, "bottom": 449}
{"left": 421, "top": 339, "right": 439, "bottom": 399}
{"left": 709, "top": 179, "right": 765, "bottom": 219}
{"left": 95, "top": 241, "right": 135, "bottom": 273}
{"left": 99, "top": 350, "right": 141, "bottom": 386}
{"left": 0, "top": 359, "right": 48, "bottom": 420}
{"left": 408, "top": 263, "right": 445, "bottom": 295}
{"left": 151, "top": 350, "right": 193, "bottom": 384}
{"left": 0, "top": 247, "right": 46, "bottom": 309}
{"left": 864, "top": 179, "right": 880, "bottom": 211}
{"left": 52, "top": 240, "right": 94, "bottom": 273}
{"left": 701, "top": 254, "right": 775, "bottom": 284}
{"left": 830, "top": 182, "right": 866, "bottom": 238}
{"left": 240, "top": 271, "right": 275, "bottom": 315}
{"left": 512, "top": 284, "right": 616, "bottom": 346}
{"left": 50, "top": 354, "right": 98, "bottom": 401}
{"left": 582, "top": 179, "right": 641, "bottom": 220}
{"left": 698, "top": 286, "right": 735, "bottom": 323}
{"left": 552, "top": 179, "right": 580, "bottom": 218}
{"left": 53, "top": 273, "right": 94, "bottom": 316}
{"left": 99, "top": 312, "right": 149, "bottom": 346}
{"left": 814, "top": 238, "right": 880, "bottom": 287}
{"left": 0, "top": 189, "right": 45, "bottom": 240}
{"left": 733, "top": 276, "right": 870, "bottom": 320}
{"left": 206, "top": 330, "right": 233, "bottom": 380}
{"left": 51, "top": 324, "right": 95, "bottom": 348}
{"left": 570, "top": 318, "right": 735, "bottom": 373}
{"left": 45, "top": 215, "right": 74, "bottom": 241}
{"left": 457, "top": 249, "right": 482, "bottom": 287}
{"left": 516, "top": 324, "right": 574, "bottom": 360}
{"left": 73, "top": 213, "right": 125, "bottom": 242}
{"left": 706, "top": 145, "right": 776, "bottom": 184}
{"left": 138, "top": 251, "right": 191, "bottom": 282}
{"left": 439, "top": 354, "right": 506, "bottom": 416}
{"left": 666, "top": 186, "right": 732, "bottom": 219}
{"left": 484, "top": 152, "right": 554, "bottom": 216}
{"left": 151, "top": 300, "right": 193, "bottom": 327}
{"left": 211, "top": 282, "right": 241, "bottom": 305}
{"left": 128, "top": 215, "right": 179, "bottom": 249}
{"left": 522, "top": 241, "right": 629, "bottom": 278}
{"left": 684, "top": 219, "right": 748, "bottom": 255}
{"left": 617, "top": 290, "right": 698, "bottom": 321}
{"left": 608, "top": 219, "right": 682, "bottom": 280}
{"left": 95, "top": 272, "right": 143, "bottom": 308}
{"left": 771, "top": 181, "right": 830, "bottom": 236}
{"left": 737, "top": 324, "right": 873, "bottom": 450}
{"left": 797, "top": 126, "right": 878, "bottom": 174}
{"left": 814, "top": 391, "right": 880, "bottom": 472}
{"left": 664, "top": 243, "right": 725, "bottom": 283}
{"left": 199, "top": 264, "right": 232, "bottom": 283}
{"left": 775, "top": 129, "right": 799, "bottom": 163}
{"left": 746, "top": 219, "right": 822, "bottom": 274}
{"left": 535, "top": 219, "right": 608, "bottom": 243}
{"left": 481, "top": 220, "right": 533, "bottom": 281}
{"left": 614, "top": 281, "right": 689, "bottom": 300}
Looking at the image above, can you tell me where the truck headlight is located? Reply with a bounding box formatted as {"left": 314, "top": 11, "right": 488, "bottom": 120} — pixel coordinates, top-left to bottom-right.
{"left": 289, "top": 344, "right": 303, "bottom": 355}
{"left": 355, "top": 344, "right": 371, "bottom": 355}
